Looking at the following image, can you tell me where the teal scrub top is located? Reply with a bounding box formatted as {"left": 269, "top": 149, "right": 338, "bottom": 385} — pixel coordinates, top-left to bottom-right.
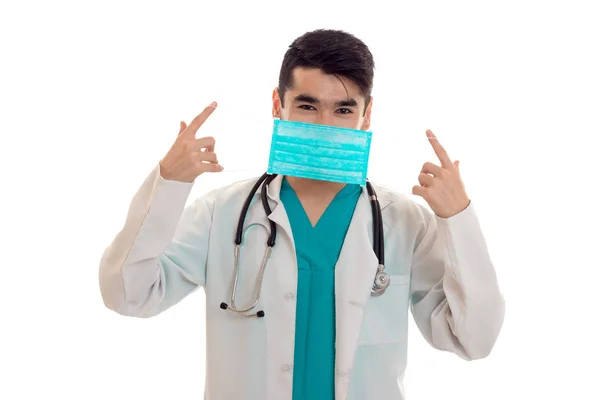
{"left": 279, "top": 178, "right": 362, "bottom": 400}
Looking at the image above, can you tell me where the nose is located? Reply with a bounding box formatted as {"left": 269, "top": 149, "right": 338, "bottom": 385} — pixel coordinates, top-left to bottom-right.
{"left": 316, "top": 112, "right": 335, "bottom": 127}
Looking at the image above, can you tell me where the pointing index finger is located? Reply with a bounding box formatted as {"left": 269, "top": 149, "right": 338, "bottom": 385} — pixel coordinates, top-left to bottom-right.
{"left": 182, "top": 101, "right": 218, "bottom": 137}
{"left": 426, "top": 129, "right": 453, "bottom": 168}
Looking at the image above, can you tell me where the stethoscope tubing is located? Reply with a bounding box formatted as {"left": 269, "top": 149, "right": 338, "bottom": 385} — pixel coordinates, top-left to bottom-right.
{"left": 220, "top": 173, "right": 388, "bottom": 318}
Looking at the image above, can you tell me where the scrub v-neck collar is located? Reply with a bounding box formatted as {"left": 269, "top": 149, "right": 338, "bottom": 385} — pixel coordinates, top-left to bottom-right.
{"left": 280, "top": 177, "right": 360, "bottom": 230}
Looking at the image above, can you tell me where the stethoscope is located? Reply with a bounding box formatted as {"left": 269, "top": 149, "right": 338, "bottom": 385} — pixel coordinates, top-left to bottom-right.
{"left": 220, "top": 173, "right": 390, "bottom": 318}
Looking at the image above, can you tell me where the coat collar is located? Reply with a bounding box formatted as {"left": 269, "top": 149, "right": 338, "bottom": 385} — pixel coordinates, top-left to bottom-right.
{"left": 242, "top": 174, "right": 392, "bottom": 240}
{"left": 241, "top": 174, "right": 293, "bottom": 249}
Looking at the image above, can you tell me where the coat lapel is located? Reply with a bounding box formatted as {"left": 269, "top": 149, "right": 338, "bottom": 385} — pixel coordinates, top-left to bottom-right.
{"left": 334, "top": 185, "right": 392, "bottom": 400}
{"left": 242, "top": 174, "right": 293, "bottom": 244}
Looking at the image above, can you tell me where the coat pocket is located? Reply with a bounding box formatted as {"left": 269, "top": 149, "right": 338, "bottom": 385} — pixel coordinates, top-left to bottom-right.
{"left": 356, "top": 274, "right": 411, "bottom": 346}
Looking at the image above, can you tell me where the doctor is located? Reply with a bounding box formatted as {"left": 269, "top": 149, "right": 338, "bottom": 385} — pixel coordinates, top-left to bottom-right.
{"left": 99, "top": 29, "right": 505, "bottom": 400}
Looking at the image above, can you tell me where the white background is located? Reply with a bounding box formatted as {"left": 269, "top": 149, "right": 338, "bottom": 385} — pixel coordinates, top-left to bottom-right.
{"left": 1, "top": 0, "right": 598, "bottom": 399}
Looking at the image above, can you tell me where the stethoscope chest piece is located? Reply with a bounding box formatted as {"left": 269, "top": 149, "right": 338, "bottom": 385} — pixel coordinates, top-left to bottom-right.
{"left": 371, "top": 268, "right": 390, "bottom": 296}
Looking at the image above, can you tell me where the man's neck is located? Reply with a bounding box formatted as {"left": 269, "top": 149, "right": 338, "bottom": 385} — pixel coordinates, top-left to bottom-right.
{"left": 284, "top": 176, "right": 346, "bottom": 198}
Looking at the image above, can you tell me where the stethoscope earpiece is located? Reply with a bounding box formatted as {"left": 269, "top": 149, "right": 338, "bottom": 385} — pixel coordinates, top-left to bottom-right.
{"left": 221, "top": 302, "right": 265, "bottom": 318}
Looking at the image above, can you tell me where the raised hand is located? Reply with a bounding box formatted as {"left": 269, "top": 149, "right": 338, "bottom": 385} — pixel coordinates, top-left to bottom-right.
{"left": 412, "top": 129, "right": 471, "bottom": 218}
{"left": 159, "top": 101, "right": 223, "bottom": 183}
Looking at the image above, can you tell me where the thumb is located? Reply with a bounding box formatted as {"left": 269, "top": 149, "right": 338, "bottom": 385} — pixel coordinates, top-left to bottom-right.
{"left": 178, "top": 121, "right": 187, "bottom": 136}
{"left": 454, "top": 160, "right": 460, "bottom": 169}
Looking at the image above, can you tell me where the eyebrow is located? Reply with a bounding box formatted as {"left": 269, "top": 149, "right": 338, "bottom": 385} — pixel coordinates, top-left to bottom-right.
{"left": 293, "top": 94, "right": 358, "bottom": 108}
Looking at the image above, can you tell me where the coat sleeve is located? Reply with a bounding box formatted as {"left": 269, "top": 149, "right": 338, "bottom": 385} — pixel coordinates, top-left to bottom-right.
{"left": 409, "top": 201, "right": 505, "bottom": 360}
{"left": 98, "top": 162, "right": 216, "bottom": 318}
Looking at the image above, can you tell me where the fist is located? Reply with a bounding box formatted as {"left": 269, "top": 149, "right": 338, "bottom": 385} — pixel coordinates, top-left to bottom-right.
{"left": 160, "top": 101, "right": 223, "bottom": 183}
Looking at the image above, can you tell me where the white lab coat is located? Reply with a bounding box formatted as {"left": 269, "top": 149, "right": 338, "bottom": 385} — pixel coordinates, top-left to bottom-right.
{"left": 99, "top": 162, "right": 505, "bottom": 400}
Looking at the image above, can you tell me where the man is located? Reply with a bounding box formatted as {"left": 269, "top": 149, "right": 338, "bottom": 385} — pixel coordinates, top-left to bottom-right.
{"left": 99, "top": 29, "right": 505, "bottom": 400}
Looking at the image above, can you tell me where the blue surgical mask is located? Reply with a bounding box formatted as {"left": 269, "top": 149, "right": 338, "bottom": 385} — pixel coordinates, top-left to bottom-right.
{"left": 267, "top": 119, "right": 372, "bottom": 186}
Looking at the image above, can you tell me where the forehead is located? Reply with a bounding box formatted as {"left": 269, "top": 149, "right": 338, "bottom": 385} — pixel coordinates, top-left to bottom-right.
{"left": 286, "top": 67, "right": 365, "bottom": 106}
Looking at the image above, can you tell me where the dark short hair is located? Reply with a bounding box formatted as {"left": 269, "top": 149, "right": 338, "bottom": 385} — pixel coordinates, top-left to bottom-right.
{"left": 277, "top": 29, "right": 375, "bottom": 115}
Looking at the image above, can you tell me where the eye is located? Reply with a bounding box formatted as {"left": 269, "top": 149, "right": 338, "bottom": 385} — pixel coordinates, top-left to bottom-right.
{"left": 337, "top": 108, "right": 353, "bottom": 114}
{"left": 298, "top": 104, "right": 316, "bottom": 111}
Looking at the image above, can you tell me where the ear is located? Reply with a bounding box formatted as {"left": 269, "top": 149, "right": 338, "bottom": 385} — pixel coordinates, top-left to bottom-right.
{"left": 272, "top": 87, "right": 282, "bottom": 118}
{"left": 360, "top": 96, "right": 373, "bottom": 130}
